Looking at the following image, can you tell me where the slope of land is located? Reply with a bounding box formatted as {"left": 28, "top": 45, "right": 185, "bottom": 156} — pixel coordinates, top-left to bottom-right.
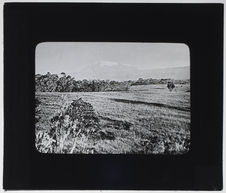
{"left": 35, "top": 83, "right": 190, "bottom": 154}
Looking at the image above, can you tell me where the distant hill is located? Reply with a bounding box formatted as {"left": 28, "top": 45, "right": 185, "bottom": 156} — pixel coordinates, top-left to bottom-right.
{"left": 70, "top": 62, "right": 190, "bottom": 81}
{"left": 142, "top": 66, "right": 190, "bottom": 80}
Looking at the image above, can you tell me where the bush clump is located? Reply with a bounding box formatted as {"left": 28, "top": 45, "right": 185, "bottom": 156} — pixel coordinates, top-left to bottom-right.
{"left": 167, "top": 81, "right": 175, "bottom": 91}
{"left": 36, "top": 97, "right": 101, "bottom": 153}
{"left": 138, "top": 134, "right": 190, "bottom": 154}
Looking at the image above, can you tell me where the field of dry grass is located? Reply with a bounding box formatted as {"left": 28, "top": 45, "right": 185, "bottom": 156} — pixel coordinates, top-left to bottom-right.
{"left": 35, "top": 84, "right": 190, "bottom": 154}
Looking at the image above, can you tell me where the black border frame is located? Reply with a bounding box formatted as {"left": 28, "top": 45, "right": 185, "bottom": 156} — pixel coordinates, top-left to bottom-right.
{"left": 4, "top": 3, "right": 223, "bottom": 190}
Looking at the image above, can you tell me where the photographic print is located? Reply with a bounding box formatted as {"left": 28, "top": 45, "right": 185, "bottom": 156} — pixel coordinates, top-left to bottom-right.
{"left": 3, "top": 2, "right": 223, "bottom": 190}
{"left": 35, "top": 42, "right": 190, "bottom": 154}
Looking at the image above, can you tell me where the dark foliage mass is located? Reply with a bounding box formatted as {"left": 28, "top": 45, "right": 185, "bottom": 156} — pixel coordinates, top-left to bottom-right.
{"left": 131, "top": 78, "right": 189, "bottom": 86}
{"left": 35, "top": 72, "right": 190, "bottom": 92}
{"left": 35, "top": 72, "right": 130, "bottom": 92}
{"left": 167, "top": 81, "right": 175, "bottom": 91}
{"left": 36, "top": 98, "right": 101, "bottom": 153}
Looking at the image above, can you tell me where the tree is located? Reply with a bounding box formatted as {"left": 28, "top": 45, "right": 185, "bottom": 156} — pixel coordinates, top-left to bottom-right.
{"left": 61, "top": 72, "right": 66, "bottom": 77}
{"left": 35, "top": 72, "right": 132, "bottom": 92}
{"left": 167, "top": 81, "right": 175, "bottom": 91}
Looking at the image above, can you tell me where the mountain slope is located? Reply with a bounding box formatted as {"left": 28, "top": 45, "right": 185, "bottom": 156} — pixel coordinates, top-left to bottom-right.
{"left": 70, "top": 62, "right": 190, "bottom": 81}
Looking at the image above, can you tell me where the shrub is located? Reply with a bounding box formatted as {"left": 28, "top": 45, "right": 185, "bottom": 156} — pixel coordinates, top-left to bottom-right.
{"left": 167, "top": 81, "right": 175, "bottom": 91}
{"left": 35, "top": 97, "right": 101, "bottom": 153}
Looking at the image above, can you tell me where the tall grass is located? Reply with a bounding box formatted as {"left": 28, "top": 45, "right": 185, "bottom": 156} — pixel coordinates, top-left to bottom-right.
{"left": 35, "top": 84, "right": 190, "bottom": 154}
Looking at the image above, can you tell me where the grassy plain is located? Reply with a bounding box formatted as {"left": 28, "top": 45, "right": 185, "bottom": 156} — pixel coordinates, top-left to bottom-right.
{"left": 36, "top": 84, "right": 190, "bottom": 154}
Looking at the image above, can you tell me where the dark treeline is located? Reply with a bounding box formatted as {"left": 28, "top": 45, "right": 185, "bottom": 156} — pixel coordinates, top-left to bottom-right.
{"left": 35, "top": 72, "right": 190, "bottom": 92}
{"left": 131, "top": 78, "right": 190, "bottom": 86}
{"left": 35, "top": 72, "right": 130, "bottom": 92}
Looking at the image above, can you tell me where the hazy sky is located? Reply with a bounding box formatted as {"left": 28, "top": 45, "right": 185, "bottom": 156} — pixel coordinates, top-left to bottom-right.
{"left": 36, "top": 42, "right": 190, "bottom": 80}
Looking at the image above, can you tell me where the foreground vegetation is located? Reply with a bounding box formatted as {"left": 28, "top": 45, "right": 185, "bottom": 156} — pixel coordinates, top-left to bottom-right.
{"left": 35, "top": 84, "right": 190, "bottom": 154}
